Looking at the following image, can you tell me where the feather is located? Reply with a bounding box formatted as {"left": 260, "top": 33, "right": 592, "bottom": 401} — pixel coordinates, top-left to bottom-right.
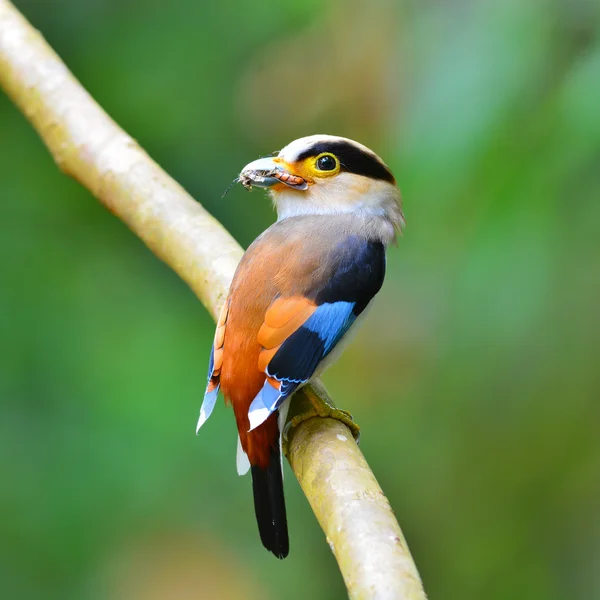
{"left": 196, "top": 301, "right": 229, "bottom": 433}
{"left": 196, "top": 385, "right": 219, "bottom": 433}
{"left": 236, "top": 435, "right": 251, "bottom": 476}
{"left": 258, "top": 296, "right": 316, "bottom": 349}
{"left": 248, "top": 378, "right": 283, "bottom": 431}
{"left": 251, "top": 444, "right": 289, "bottom": 559}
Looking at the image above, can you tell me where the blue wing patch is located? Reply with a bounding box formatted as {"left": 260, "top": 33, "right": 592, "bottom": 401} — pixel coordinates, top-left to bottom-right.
{"left": 302, "top": 301, "right": 356, "bottom": 354}
{"left": 248, "top": 301, "right": 356, "bottom": 431}
{"left": 268, "top": 301, "right": 356, "bottom": 383}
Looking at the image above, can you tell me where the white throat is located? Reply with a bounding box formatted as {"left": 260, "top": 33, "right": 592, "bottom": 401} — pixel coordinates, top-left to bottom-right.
{"left": 271, "top": 172, "right": 402, "bottom": 226}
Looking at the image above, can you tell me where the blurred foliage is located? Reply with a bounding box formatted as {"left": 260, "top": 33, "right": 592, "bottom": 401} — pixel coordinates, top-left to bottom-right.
{"left": 1, "top": 0, "right": 599, "bottom": 598}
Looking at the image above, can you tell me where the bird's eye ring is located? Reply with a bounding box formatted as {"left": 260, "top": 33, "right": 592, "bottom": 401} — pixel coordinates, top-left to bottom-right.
{"left": 315, "top": 153, "right": 338, "bottom": 172}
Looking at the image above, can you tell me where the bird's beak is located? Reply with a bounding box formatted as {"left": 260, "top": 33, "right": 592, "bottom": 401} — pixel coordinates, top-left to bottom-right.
{"left": 239, "top": 157, "right": 308, "bottom": 191}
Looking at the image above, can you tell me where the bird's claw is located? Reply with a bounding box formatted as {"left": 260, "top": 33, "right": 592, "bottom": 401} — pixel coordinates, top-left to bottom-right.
{"left": 282, "top": 380, "right": 361, "bottom": 445}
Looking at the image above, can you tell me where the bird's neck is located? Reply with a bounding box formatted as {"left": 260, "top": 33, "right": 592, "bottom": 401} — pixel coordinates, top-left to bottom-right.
{"left": 273, "top": 191, "right": 403, "bottom": 236}
{"left": 272, "top": 211, "right": 399, "bottom": 247}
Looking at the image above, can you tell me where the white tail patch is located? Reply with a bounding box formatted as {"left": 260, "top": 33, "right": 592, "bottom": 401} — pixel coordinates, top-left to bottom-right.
{"left": 248, "top": 379, "right": 282, "bottom": 431}
{"left": 248, "top": 404, "right": 271, "bottom": 432}
{"left": 236, "top": 435, "right": 250, "bottom": 476}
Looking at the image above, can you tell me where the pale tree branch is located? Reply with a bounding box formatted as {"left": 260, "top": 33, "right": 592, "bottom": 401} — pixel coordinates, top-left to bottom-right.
{"left": 0, "top": 2, "right": 426, "bottom": 598}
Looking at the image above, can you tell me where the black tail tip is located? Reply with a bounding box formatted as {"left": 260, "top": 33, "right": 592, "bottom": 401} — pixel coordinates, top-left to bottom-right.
{"left": 272, "top": 544, "right": 289, "bottom": 560}
{"left": 251, "top": 447, "right": 289, "bottom": 559}
{"left": 263, "top": 525, "right": 289, "bottom": 559}
{"left": 256, "top": 500, "right": 289, "bottom": 560}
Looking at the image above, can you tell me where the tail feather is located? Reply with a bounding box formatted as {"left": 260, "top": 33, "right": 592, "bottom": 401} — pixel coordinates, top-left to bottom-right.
{"left": 251, "top": 445, "right": 289, "bottom": 559}
{"left": 236, "top": 435, "right": 251, "bottom": 476}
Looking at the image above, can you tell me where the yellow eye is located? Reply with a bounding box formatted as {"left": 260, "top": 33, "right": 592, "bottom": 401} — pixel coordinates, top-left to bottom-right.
{"left": 314, "top": 153, "right": 339, "bottom": 173}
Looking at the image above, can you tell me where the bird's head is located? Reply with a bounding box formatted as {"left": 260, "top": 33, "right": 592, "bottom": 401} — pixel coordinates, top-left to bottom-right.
{"left": 239, "top": 135, "right": 404, "bottom": 230}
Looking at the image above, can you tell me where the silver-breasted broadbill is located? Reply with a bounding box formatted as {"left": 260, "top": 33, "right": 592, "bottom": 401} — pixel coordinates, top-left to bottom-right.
{"left": 196, "top": 135, "right": 403, "bottom": 558}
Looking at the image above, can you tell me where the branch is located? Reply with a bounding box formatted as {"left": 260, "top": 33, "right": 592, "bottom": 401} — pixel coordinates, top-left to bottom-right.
{"left": 0, "top": 2, "right": 426, "bottom": 598}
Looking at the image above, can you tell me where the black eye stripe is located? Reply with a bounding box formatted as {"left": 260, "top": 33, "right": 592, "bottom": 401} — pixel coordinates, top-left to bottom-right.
{"left": 296, "top": 141, "right": 395, "bottom": 183}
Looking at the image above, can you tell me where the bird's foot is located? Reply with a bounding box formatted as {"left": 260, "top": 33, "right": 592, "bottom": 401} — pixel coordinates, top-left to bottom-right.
{"left": 283, "top": 379, "right": 360, "bottom": 444}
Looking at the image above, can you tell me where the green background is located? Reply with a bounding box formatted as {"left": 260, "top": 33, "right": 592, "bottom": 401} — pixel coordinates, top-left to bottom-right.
{"left": 1, "top": 1, "right": 599, "bottom": 598}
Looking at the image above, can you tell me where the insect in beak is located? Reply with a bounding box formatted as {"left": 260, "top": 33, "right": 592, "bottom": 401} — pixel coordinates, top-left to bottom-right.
{"left": 239, "top": 157, "right": 308, "bottom": 191}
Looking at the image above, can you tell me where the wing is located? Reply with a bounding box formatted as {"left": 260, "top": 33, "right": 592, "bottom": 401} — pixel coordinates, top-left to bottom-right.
{"left": 248, "top": 237, "right": 385, "bottom": 430}
{"left": 196, "top": 299, "right": 229, "bottom": 432}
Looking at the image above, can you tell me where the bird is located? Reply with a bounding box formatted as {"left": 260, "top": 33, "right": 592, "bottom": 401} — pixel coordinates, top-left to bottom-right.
{"left": 196, "top": 134, "right": 403, "bottom": 559}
